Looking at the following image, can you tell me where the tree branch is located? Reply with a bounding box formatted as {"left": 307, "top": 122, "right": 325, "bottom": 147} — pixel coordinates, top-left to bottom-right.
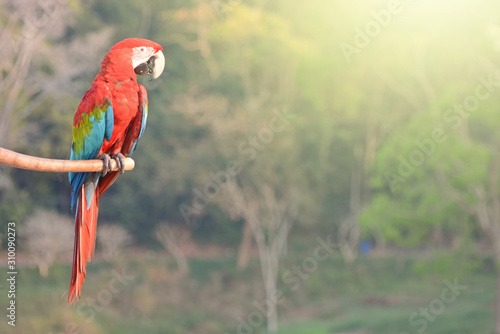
{"left": 0, "top": 147, "right": 134, "bottom": 173}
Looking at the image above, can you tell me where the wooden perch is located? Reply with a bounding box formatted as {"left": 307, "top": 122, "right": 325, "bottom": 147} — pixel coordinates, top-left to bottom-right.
{"left": 0, "top": 147, "right": 134, "bottom": 173}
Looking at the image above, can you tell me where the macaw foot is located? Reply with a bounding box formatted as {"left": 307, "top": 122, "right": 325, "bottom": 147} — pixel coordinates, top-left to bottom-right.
{"left": 97, "top": 153, "right": 126, "bottom": 176}
{"left": 111, "top": 153, "right": 126, "bottom": 175}
{"left": 98, "top": 154, "right": 113, "bottom": 176}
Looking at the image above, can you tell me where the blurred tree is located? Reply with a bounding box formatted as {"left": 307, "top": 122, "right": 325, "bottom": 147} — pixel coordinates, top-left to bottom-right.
{"left": 166, "top": 4, "right": 305, "bottom": 331}
{"left": 155, "top": 223, "right": 190, "bottom": 275}
{"left": 23, "top": 209, "right": 73, "bottom": 277}
{"left": 0, "top": 1, "right": 114, "bottom": 229}
{"left": 0, "top": 0, "right": 70, "bottom": 148}
{"left": 97, "top": 223, "right": 134, "bottom": 262}
{"left": 360, "top": 23, "right": 500, "bottom": 327}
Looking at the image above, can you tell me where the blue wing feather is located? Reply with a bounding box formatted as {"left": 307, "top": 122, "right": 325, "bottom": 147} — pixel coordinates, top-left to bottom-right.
{"left": 104, "top": 105, "right": 114, "bottom": 141}
{"left": 69, "top": 90, "right": 114, "bottom": 210}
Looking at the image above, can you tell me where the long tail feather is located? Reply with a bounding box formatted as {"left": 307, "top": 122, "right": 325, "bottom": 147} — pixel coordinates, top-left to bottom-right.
{"left": 99, "top": 171, "right": 119, "bottom": 196}
{"left": 67, "top": 184, "right": 99, "bottom": 305}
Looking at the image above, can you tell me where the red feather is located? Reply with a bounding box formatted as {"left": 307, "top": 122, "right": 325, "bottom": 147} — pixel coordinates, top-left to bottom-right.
{"left": 67, "top": 185, "right": 99, "bottom": 304}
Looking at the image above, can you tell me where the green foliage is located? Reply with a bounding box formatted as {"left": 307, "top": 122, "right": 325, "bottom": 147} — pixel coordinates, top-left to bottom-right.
{"left": 1, "top": 0, "right": 499, "bottom": 254}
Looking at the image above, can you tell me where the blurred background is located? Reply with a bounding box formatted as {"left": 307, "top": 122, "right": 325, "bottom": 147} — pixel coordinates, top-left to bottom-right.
{"left": 1, "top": 0, "right": 500, "bottom": 333}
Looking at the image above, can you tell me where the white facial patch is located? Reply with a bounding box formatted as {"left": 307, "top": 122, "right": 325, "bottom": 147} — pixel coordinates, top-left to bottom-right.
{"left": 132, "top": 46, "right": 156, "bottom": 69}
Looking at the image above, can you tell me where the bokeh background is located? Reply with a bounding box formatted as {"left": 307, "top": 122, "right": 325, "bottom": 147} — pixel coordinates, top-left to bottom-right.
{"left": 1, "top": 0, "right": 500, "bottom": 333}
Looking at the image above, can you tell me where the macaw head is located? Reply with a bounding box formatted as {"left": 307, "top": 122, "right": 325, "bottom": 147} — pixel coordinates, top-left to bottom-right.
{"left": 106, "top": 38, "right": 165, "bottom": 80}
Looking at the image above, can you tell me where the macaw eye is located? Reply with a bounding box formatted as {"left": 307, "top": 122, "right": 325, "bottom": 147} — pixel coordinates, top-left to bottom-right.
{"left": 139, "top": 47, "right": 145, "bottom": 52}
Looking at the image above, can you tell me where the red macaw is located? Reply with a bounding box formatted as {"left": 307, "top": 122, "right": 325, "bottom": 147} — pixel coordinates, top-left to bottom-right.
{"left": 67, "top": 38, "right": 165, "bottom": 304}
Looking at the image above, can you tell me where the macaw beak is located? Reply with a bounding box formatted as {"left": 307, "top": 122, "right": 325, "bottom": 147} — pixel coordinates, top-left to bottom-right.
{"left": 150, "top": 50, "right": 165, "bottom": 80}
{"left": 133, "top": 50, "right": 165, "bottom": 80}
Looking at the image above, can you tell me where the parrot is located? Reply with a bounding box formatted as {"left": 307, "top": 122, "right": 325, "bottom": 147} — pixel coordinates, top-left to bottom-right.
{"left": 67, "top": 38, "right": 165, "bottom": 304}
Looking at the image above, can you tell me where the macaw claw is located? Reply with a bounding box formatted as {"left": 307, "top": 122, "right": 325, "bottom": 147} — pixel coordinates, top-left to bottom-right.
{"left": 111, "top": 153, "right": 126, "bottom": 175}
{"left": 98, "top": 153, "right": 112, "bottom": 176}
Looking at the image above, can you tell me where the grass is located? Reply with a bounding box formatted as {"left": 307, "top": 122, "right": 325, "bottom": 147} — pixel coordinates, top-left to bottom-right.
{"left": 0, "top": 251, "right": 497, "bottom": 334}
